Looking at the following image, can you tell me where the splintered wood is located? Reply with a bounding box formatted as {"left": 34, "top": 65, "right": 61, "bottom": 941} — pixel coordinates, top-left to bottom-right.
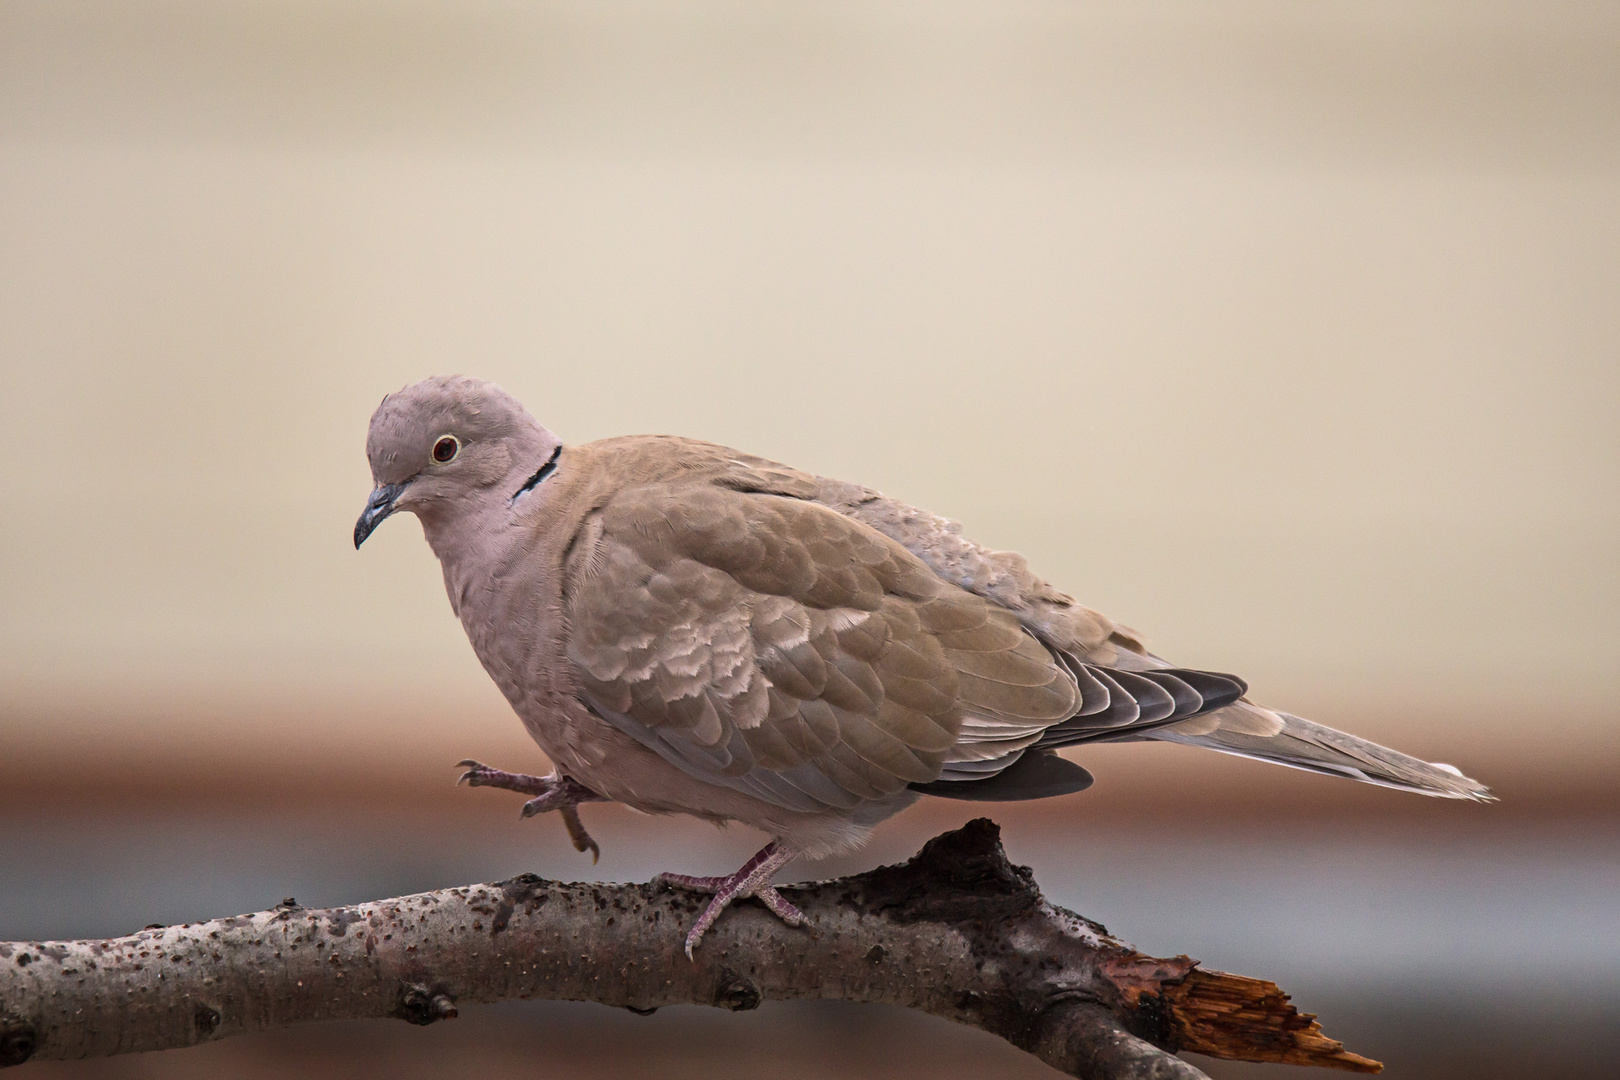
{"left": 1166, "top": 969, "right": 1382, "bottom": 1072}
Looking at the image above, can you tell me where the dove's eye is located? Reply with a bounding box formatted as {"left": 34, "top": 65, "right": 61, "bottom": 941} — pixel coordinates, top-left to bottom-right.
{"left": 432, "top": 435, "right": 460, "bottom": 463}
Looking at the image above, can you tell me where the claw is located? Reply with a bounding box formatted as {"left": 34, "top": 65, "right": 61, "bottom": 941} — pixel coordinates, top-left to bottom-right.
{"left": 560, "top": 805, "right": 601, "bottom": 864}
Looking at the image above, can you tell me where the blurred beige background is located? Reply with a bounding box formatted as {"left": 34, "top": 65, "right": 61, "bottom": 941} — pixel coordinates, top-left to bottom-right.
{"left": 3, "top": 3, "right": 1619, "bottom": 1078}
{"left": 2, "top": 0, "right": 1616, "bottom": 805}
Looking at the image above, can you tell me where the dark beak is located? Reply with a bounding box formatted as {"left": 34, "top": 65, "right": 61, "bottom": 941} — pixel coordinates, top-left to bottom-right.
{"left": 354, "top": 483, "right": 406, "bottom": 549}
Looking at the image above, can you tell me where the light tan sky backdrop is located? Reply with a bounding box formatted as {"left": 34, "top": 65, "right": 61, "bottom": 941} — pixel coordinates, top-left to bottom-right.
{"left": 1, "top": 1, "right": 1616, "bottom": 779}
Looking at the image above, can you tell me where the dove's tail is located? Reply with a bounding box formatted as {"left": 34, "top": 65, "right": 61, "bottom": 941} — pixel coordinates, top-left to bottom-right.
{"left": 1141, "top": 708, "right": 1493, "bottom": 801}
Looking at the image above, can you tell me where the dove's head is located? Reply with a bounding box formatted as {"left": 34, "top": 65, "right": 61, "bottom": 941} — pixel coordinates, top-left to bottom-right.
{"left": 355, "top": 375, "right": 561, "bottom": 548}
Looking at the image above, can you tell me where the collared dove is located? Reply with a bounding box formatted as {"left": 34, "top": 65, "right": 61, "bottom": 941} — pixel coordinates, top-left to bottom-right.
{"left": 355, "top": 375, "right": 1489, "bottom": 956}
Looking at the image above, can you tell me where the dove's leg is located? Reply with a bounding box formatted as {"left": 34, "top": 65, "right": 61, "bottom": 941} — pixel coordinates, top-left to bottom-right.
{"left": 656, "top": 842, "right": 803, "bottom": 958}
{"left": 456, "top": 760, "right": 606, "bottom": 861}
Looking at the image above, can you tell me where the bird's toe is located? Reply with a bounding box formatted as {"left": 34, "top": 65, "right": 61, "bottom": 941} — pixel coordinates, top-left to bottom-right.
{"left": 455, "top": 759, "right": 493, "bottom": 786}
{"left": 756, "top": 887, "right": 806, "bottom": 927}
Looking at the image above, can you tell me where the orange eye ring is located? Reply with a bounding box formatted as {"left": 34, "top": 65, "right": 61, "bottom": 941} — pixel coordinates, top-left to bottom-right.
{"left": 432, "top": 435, "right": 460, "bottom": 463}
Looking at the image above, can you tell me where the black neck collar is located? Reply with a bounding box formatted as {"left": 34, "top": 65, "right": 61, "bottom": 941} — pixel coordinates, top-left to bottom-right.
{"left": 510, "top": 444, "right": 561, "bottom": 503}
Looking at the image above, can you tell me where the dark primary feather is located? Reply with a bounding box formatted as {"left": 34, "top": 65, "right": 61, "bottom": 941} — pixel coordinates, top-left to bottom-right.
{"left": 1031, "top": 667, "right": 1248, "bottom": 748}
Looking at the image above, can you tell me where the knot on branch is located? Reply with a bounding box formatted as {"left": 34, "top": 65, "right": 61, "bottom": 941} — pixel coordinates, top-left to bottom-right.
{"left": 712, "top": 971, "right": 762, "bottom": 1012}
{"left": 192, "top": 1004, "right": 222, "bottom": 1038}
{"left": 0, "top": 1016, "right": 35, "bottom": 1067}
{"left": 847, "top": 817, "right": 1041, "bottom": 923}
{"left": 492, "top": 872, "right": 550, "bottom": 935}
{"left": 394, "top": 984, "right": 458, "bottom": 1026}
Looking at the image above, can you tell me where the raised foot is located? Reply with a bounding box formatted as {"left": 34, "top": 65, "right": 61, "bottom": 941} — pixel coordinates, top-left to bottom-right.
{"left": 655, "top": 842, "right": 803, "bottom": 959}
{"left": 454, "top": 759, "right": 605, "bottom": 862}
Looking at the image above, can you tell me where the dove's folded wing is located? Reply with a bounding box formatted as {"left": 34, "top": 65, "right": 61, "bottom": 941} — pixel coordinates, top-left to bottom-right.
{"left": 561, "top": 479, "right": 1250, "bottom": 810}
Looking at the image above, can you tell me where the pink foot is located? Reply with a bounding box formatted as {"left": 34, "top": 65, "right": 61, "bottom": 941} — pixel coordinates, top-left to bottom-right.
{"left": 456, "top": 760, "right": 606, "bottom": 862}
{"left": 656, "top": 842, "right": 804, "bottom": 958}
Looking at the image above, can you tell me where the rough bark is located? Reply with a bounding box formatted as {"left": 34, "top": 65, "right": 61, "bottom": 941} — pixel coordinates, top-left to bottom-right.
{"left": 0, "top": 819, "right": 1379, "bottom": 1077}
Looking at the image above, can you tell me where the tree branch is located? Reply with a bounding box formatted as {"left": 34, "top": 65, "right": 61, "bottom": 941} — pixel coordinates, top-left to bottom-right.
{"left": 0, "top": 819, "right": 1379, "bottom": 1077}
